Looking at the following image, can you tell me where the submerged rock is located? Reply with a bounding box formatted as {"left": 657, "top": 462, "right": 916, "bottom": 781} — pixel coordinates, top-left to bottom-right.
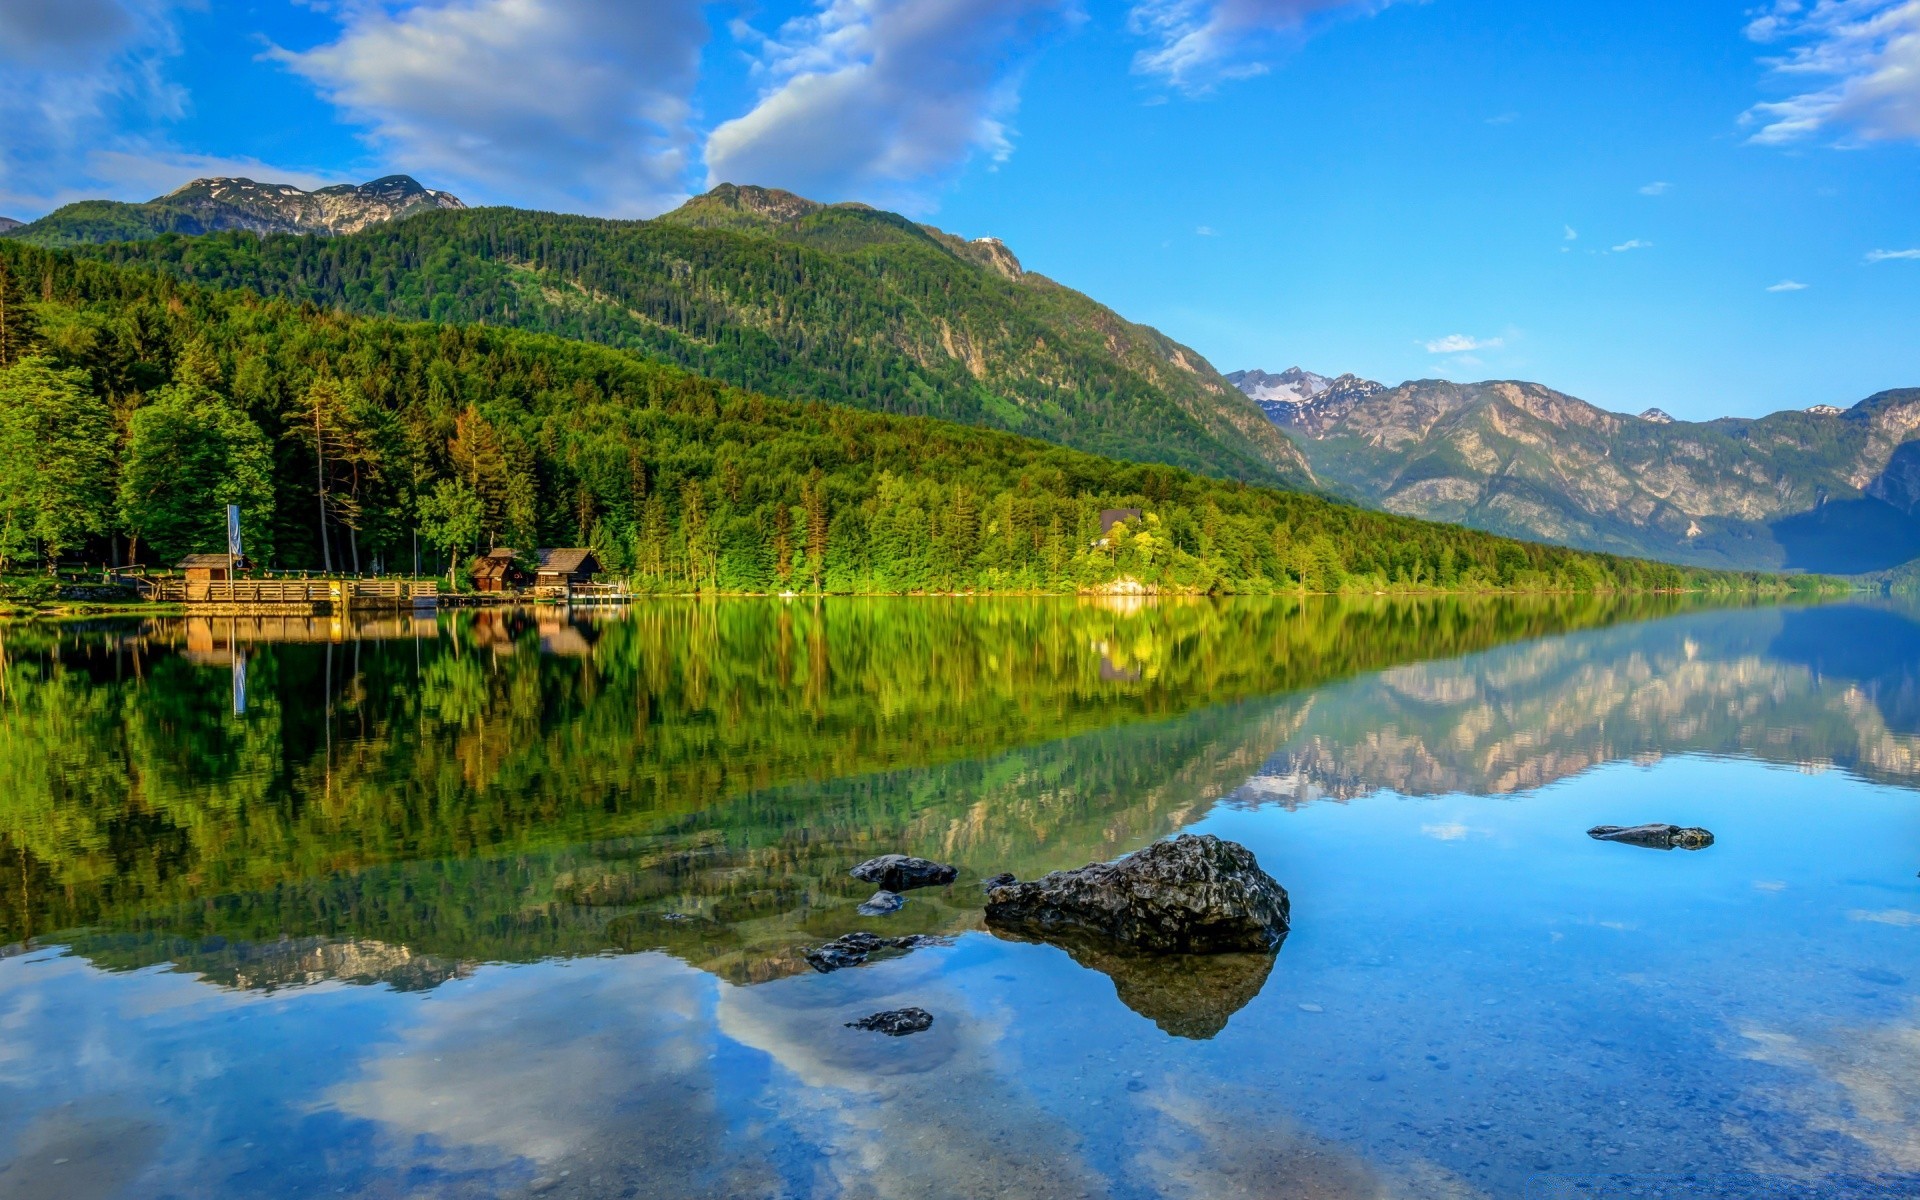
{"left": 984, "top": 834, "right": 1290, "bottom": 953}
{"left": 849, "top": 855, "right": 957, "bottom": 891}
{"left": 845, "top": 1007, "right": 934, "bottom": 1036}
{"left": 804, "top": 932, "right": 937, "bottom": 973}
{"left": 1588, "top": 824, "right": 1715, "bottom": 851}
{"left": 992, "top": 925, "right": 1278, "bottom": 1039}
{"left": 856, "top": 890, "right": 906, "bottom": 916}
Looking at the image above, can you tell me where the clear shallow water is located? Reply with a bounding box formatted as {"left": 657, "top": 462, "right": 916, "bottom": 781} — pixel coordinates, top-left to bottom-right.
{"left": 1, "top": 597, "right": 1917, "bottom": 1199}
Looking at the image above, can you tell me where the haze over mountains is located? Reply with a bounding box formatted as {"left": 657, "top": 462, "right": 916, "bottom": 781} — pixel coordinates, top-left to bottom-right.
{"left": 1233, "top": 368, "right": 1920, "bottom": 574}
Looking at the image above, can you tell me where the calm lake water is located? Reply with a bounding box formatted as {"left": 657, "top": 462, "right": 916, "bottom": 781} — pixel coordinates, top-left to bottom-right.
{"left": 1, "top": 596, "right": 1917, "bottom": 1200}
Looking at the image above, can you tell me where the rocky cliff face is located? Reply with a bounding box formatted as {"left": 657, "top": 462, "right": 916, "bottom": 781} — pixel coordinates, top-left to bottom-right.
{"left": 4, "top": 174, "right": 464, "bottom": 245}
{"left": 0, "top": 217, "right": 20, "bottom": 233}
{"left": 1231, "top": 370, "right": 1920, "bottom": 573}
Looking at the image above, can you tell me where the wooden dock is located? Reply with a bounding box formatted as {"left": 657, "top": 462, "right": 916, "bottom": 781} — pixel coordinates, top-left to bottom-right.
{"left": 146, "top": 577, "right": 440, "bottom": 613}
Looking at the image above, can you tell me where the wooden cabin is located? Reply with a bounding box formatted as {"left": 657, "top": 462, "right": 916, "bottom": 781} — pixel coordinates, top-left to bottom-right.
{"left": 534, "top": 548, "right": 602, "bottom": 590}
{"left": 178, "top": 553, "right": 247, "bottom": 582}
{"left": 471, "top": 548, "right": 527, "bottom": 593}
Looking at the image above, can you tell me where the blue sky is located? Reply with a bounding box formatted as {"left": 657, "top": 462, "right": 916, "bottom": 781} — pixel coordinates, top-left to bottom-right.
{"left": 1, "top": 0, "right": 1916, "bottom": 419}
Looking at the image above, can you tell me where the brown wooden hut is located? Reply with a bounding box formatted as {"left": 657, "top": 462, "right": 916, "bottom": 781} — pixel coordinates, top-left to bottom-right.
{"left": 178, "top": 553, "right": 247, "bottom": 582}
{"left": 534, "top": 548, "right": 602, "bottom": 590}
{"left": 471, "top": 548, "right": 527, "bottom": 593}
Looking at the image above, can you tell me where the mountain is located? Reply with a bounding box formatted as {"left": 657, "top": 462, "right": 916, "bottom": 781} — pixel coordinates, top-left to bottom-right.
{"left": 1232, "top": 374, "right": 1920, "bottom": 574}
{"left": 3, "top": 175, "right": 463, "bottom": 246}
{"left": 62, "top": 183, "right": 1311, "bottom": 486}
{"left": 0, "top": 217, "right": 20, "bottom": 234}
{"left": 0, "top": 237, "right": 1754, "bottom": 595}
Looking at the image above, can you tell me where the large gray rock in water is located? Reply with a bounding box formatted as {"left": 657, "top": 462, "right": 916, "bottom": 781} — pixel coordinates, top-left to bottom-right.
{"left": 1588, "top": 824, "right": 1714, "bottom": 851}
{"left": 984, "top": 834, "right": 1290, "bottom": 953}
{"left": 850, "top": 855, "right": 957, "bottom": 891}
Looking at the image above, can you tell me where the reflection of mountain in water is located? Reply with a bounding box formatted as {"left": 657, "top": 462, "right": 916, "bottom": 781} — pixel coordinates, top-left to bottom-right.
{"left": 1232, "top": 602, "right": 1920, "bottom": 806}
{"left": 6, "top": 593, "right": 1877, "bottom": 999}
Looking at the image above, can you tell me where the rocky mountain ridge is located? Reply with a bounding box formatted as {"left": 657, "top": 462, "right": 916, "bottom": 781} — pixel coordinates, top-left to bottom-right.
{"left": 3, "top": 174, "right": 464, "bottom": 246}
{"left": 1230, "top": 367, "right": 1920, "bottom": 573}
{"left": 0, "top": 217, "right": 20, "bottom": 233}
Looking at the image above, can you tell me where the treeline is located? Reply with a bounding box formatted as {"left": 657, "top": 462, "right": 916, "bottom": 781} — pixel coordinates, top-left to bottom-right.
{"left": 0, "top": 239, "right": 1788, "bottom": 593}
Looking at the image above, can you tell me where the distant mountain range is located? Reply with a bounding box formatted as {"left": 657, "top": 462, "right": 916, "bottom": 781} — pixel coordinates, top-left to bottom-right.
{"left": 0, "top": 217, "right": 20, "bottom": 233}
{"left": 1232, "top": 368, "right": 1920, "bottom": 574}
{"left": 1, "top": 175, "right": 464, "bottom": 246}
{"left": 49, "top": 180, "right": 1310, "bottom": 486}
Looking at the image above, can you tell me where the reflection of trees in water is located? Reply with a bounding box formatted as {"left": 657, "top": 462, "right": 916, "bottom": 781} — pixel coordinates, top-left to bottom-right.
{"left": 1233, "top": 602, "right": 1920, "bottom": 806}
{"left": 0, "top": 593, "right": 1720, "bottom": 983}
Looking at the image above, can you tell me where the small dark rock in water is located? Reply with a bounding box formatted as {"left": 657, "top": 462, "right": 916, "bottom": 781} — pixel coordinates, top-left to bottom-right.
{"left": 804, "top": 932, "right": 936, "bottom": 973}
{"left": 1588, "top": 824, "right": 1715, "bottom": 851}
{"left": 849, "top": 855, "right": 957, "bottom": 891}
{"left": 856, "top": 890, "right": 905, "bottom": 916}
{"left": 984, "top": 833, "right": 1290, "bottom": 953}
{"left": 845, "top": 1007, "right": 934, "bottom": 1036}
{"left": 982, "top": 871, "right": 1017, "bottom": 892}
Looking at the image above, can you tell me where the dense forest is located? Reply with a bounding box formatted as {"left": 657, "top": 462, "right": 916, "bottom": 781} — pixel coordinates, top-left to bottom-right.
{"left": 41, "top": 186, "right": 1310, "bottom": 484}
{"left": 0, "top": 238, "right": 1790, "bottom": 594}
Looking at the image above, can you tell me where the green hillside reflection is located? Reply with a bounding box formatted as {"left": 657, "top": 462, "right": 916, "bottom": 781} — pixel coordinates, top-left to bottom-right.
{"left": 0, "top": 594, "right": 1760, "bottom": 984}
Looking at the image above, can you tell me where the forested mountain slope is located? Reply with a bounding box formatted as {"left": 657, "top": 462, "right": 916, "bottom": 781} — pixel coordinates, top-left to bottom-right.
{"left": 0, "top": 240, "right": 1763, "bottom": 594}
{"left": 59, "top": 184, "right": 1310, "bottom": 485}
{"left": 1261, "top": 377, "right": 1920, "bottom": 573}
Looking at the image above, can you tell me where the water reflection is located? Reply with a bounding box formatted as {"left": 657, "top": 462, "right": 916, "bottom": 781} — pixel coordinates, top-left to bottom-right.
{"left": 1, "top": 595, "right": 1918, "bottom": 1197}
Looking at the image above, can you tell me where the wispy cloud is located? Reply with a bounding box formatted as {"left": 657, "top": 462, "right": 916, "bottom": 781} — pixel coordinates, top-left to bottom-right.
{"left": 275, "top": 0, "right": 708, "bottom": 217}
{"left": 704, "top": 0, "right": 1075, "bottom": 210}
{"left": 1741, "top": 1, "right": 1920, "bottom": 146}
{"left": 0, "top": 0, "right": 199, "bottom": 213}
{"left": 1611, "top": 238, "right": 1652, "bottom": 252}
{"left": 1866, "top": 247, "right": 1920, "bottom": 261}
{"left": 1564, "top": 225, "right": 1579, "bottom": 240}
{"left": 1767, "top": 279, "right": 1809, "bottom": 291}
{"left": 1195, "top": 224, "right": 1216, "bottom": 235}
{"left": 1485, "top": 111, "right": 1518, "bottom": 125}
{"left": 1127, "top": 0, "right": 1394, "bottom": 92}
{"left": 1639, "top": 180, "right": 1671, "bottom": 195}
{"left": 1423, "top": 333, "right": 1503, "bottom": 354}
{"left": 1850, "top": 908, "right": 1920, "bottom": 926}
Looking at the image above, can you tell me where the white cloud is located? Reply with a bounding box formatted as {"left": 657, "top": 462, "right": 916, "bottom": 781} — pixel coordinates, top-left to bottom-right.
{"left": 1742, "top": 1, "right": 1920, "bottom": 146}
{"left": 276, "top": 0, "right": 708, "bottom": 218}
{"left": 1639, "top": 180, "right": 1671, "bottom": 195}
{"left": 1611, "top": 238, "right": 1652, "bottom": 252}
{"left": 1485, "top": 111, "right": 1518, "bottom": 125}
{"left": 1422, "top": 334, "right": 1503, "bottom": 354}
{"left": 703, "top": 0, "right": 1076, "bottom": 209}
{"left": 1420, "top": 822, "right": 1471, "bottom": 841}
{"left": 1867, "top": 247, "right": 1920, "bottom": 261}
{"left": 1195, "top": 224, "right": 1216, "bottom": 235}
{"left": 1564, "top": 225, "right": 1579, "bottom": 240}
{"left": 1128, "top": 0, "right": 1393, "bottom": 92}
{"left": 0, "top": 0, "right": 194, "bottom": 214}
{"left": 1767, "top": 279, "right": 1810, "bottom": 290}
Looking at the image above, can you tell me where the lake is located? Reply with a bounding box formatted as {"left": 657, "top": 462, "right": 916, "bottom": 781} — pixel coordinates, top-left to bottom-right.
{"left": 0, "top": 596, "right": 1916, "bottom": 1199}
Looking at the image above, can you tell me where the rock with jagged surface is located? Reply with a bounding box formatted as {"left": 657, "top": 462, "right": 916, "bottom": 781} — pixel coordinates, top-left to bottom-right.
{"left": 984, "top": 834, "right": 1290, "bottom": 953}
{"left": 849, "top": 854, "right": 957, "bottom": 891}
{"left": 846, "top": 1007, "right": 934, "bottom": 1036}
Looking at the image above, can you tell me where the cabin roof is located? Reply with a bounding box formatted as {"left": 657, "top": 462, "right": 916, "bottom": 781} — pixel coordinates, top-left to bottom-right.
{"left": 1098, "top": 508, "right": 1143, "bottom": 534}
{"left": 535, "top": 548, "right": 598, "bottom": 574}
{"left": 178, "top": 553, "right": 244, "bottom": 568}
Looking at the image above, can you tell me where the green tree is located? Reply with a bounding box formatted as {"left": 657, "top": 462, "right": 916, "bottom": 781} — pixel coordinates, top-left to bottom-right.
{"left": 119, "top": 344, "right": 275, "bottom": 565}
{"left": 0, "top": 257, "right": 39, "bottom": 368}
{"left": 0, "top": 356, "right": 114, "bottom": 569}
{"left": 419, "top": 478, "right": 484, "bottom": 586}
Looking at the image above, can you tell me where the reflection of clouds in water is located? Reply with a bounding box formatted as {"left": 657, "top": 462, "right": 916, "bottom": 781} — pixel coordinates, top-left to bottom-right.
{"left": 1738, "top": 1007, "right": 1920, "bottom": 1173}
{"left": 1421, "top": 822, "right": 1471, "bottom": 841}
{"left": 1850, "top": 909, "right": 1920, "bottom": 927}
{"left": 325, "top": 955, "right": 784, "bottom": 1195}
{"left": 715, "top": 951, "right": 1110, "bottom": 1199}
